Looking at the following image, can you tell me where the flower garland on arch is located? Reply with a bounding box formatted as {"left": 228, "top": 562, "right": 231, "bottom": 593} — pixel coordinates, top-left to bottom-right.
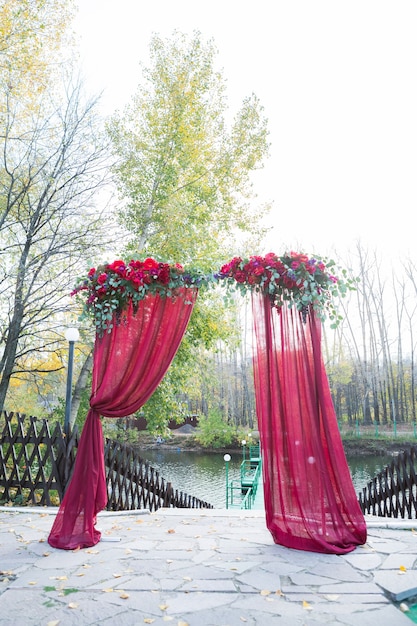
{"left": 216, "top": 251, "right": 354, "bottom": 325}
{"left": 70, "top": 252, "right": 355, "bottom": 334}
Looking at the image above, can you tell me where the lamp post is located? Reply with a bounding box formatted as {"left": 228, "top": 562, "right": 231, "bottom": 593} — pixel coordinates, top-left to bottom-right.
{"left": 224, "top": 453, "right": 231, "bottom": 509}
{"left": 242, "top": 439, "right": 246, "bottom": 462}
{"left": 64, "top": 327, "right": 80, "bottom": 437}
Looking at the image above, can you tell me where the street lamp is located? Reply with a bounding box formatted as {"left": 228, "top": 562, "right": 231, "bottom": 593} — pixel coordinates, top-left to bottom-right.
{"left": 242, "top": 439, "right": 246, "bottom": 461}
{"left": 64, "top": 327, "right": 80, "bottom": 436}
{"left": 224, "top": 453, "right": 231, "bottom": 509}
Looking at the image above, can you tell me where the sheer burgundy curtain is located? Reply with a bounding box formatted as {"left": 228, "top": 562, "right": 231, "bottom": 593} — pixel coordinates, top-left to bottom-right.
{"left": 48, "top": 289, "right": 197, "bottom": 550}
{"left": 252, "top": 292, "right": 367, "bottom": 554}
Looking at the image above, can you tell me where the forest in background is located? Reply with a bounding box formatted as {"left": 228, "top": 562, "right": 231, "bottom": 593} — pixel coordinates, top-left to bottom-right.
{"left": 2, "top": 2, "right": 417, "bottom": 442}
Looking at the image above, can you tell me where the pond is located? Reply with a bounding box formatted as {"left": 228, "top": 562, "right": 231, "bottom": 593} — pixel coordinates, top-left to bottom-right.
{"left": 138, "top": 447, "right": 394, "bottom": 509}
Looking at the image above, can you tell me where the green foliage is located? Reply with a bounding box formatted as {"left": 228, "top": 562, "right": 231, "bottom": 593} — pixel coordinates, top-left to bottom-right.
{"left": 100, "top": 30, "right": 271, "bottom": 431}
{"left": 194, "top": 409, "right": 242, "bottom": 449}
{"left": 138, "top": 378, "right": 187, "bottom": 436}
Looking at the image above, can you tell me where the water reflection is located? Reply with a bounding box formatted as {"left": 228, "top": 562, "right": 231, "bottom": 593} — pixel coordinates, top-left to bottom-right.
{"left": 138, "top": 448, "right": 394, "bottom": 508}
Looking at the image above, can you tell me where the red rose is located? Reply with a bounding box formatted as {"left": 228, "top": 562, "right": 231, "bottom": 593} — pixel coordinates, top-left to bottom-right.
{"left": 157, "top": 267, "right": 170, "bottom": 284}
{"left": 143, "top": 257, "right": 159, "bottom": 270}
{"left": 234, "top": 271, "right": 247, "bottom": 283}
{"left": 264, "top": 252, "right": 278, "bottom": 265}
{"left": 132, "top": 275, "right": 143, "bottom": 287}
{"left": 129, "top": 260, "right": 143, "bottom": 270}
{"left": 97, "top": 273, "right": 107, "bottom": 285}
{"left": 107, "top": 259, "right": 126, "bottom": 274}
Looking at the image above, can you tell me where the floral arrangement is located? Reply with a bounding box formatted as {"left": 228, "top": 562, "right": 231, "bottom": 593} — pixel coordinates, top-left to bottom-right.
{"left": 71, "top": 257, "right": 208, "bottom": 334}
{"left": 71, "top": 252, "right": 354, "bottom": 334}
{"left": 217, "top": 252, "right": 354, "bottom": 326}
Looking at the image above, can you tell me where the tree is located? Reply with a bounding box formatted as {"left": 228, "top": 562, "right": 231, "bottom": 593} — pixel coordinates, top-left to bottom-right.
{"left": 106, "top": 31, "right": 270, "bottom": 432}
{"left": 0, "top": 77, "right": 117, "bottom": 413}
{"left": 0, "top": 0, "right": 123, "bottom": 416}
{"left": 0, "top": 0, "right": 74, "bottom": 92}
{"left": 0, "top": 0, "right": 77, "bottom": 234}
{"left": 107, "top": 30, "right": 270, "bottom": 267}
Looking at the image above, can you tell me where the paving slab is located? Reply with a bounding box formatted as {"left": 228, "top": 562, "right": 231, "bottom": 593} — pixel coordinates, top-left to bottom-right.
{"left": 0, "top": 507, "right": 416, "bottom": 625}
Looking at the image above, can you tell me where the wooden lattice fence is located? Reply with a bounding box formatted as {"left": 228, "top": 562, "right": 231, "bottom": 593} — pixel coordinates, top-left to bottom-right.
{"left": 104, "top": 438, "right": 213, "bottom": 510}
{"left": 359, "top": 445, "right": 417, "bottom": 518}
{"left": 0, "top": 412, "right": 78, "bottom": 506}
{"left": 0, "top": 412, "right": 213, "bottom": 511}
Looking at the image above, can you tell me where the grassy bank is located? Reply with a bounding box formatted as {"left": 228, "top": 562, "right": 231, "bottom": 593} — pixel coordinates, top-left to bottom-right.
{"left": 341, "top": 436, "right": 417, "bottom": 457}
{"left": 133, "top": 431, "right": 417, "bottom": 457}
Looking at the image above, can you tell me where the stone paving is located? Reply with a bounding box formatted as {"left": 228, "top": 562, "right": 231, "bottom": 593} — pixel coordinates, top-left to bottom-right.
{"left": 1, "top": 506, "right": 417, "bottom": 625}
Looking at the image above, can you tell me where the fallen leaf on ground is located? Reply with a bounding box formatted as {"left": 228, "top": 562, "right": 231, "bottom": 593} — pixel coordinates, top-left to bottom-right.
{"left": 260, "top": 590, "right": 271, "bottom": 596}
{"left": 167, "top": 529, "right": 175, "bottom": 534}
{"left": 102, "top": 588, "right": 114, "bottom": 593}
{"left": 68, "top": 603, "right": 78, "bottom": 609}
{"left": 47, "top": 621, "right": 60, "bottom": 626}
{"left": 119, "top": 592, "right": 130, "bottom": 599}
{"left": 399, "top": 565, "right": 407, "bottom": 572}
{"left": 28, "top": 581, "right": 37, "bottom": 586}
{"left": 159, "top": 604, "right": 168, "bottom": 611}
{"left": 113, "top": 573, "right": 122, "bottom": 578}
{"left": 143, "top": 618, "right": 154, "bottom": 623}
{"left": 302, "top": 600, "right": 313, "bottom": 610}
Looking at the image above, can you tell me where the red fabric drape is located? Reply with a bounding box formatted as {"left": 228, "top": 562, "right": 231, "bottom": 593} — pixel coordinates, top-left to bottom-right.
{"left": 48, "top": 289, "right": 197, "bottom": 550}
{"left": 252, "top": 293, "right": 367, "bottom": 554}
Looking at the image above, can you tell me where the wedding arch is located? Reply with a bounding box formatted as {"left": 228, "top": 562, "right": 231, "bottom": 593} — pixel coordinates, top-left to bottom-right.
{"left": 48, "top": 253, "right": 367, "bottom": 554}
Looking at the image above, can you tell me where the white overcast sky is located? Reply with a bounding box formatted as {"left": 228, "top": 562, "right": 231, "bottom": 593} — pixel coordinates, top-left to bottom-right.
{"left": 73, "top": 1, "right": 417, "bottom": 262}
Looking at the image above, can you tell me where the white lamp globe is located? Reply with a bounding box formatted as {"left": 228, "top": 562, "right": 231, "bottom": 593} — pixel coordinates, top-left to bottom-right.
{"left": 65, "top": 327, "right": 80, "bottom": 342}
